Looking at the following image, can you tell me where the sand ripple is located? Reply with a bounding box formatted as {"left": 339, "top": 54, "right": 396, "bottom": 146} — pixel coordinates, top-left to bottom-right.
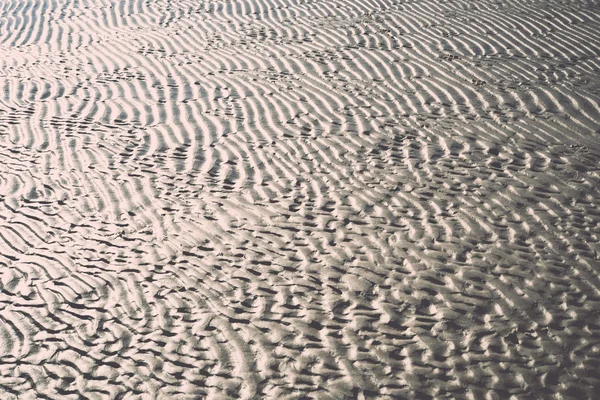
{"left": 1, "top": 0, "right": 600, "bottom": 398}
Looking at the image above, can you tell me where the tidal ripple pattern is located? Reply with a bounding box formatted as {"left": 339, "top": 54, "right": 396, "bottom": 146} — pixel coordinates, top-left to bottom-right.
{"left": 1, "top": 0, "right": 600, "bottom": 399}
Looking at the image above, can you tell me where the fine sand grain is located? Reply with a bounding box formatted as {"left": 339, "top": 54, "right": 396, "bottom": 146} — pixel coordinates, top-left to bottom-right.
{"left": 1, "top": 0, "right": 600, "bottom": 398}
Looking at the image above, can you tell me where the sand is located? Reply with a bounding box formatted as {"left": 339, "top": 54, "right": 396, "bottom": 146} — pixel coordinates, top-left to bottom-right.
{"left": 0, "top": 0, "right": 599, "bottom": 398}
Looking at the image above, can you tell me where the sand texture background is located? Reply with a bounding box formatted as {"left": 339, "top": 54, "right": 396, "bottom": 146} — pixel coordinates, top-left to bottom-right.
{"left": 1, "top": 0, "right": 600, "bottom": 398}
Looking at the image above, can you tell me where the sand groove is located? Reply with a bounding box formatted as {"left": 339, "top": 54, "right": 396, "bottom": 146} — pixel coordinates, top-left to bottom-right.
{"left": 1, "top": 0, "right": 600, "bottom": 399}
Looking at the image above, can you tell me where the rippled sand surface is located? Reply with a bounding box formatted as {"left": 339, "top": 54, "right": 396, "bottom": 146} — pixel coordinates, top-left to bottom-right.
{"left": 1, "top": 0, "right": 600, "bottom": 398}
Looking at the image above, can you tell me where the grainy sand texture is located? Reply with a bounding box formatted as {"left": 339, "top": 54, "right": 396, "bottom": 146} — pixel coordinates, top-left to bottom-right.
{"left": 1, "top": 0, "right": 600, "bottom": 398}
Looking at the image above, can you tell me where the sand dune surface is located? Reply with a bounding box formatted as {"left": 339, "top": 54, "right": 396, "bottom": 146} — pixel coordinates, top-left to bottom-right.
{"left": 1, "top": 0, "right": 600, "bottom": 398}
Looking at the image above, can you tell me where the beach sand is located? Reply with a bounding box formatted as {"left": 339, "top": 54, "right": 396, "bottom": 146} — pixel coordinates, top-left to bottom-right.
{"left": 0, "top": 0, "right": 599, "bottom": 398}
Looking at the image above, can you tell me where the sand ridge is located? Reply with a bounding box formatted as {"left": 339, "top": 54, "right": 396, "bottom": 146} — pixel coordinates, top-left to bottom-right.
{"left": 0, "top": 0, "right": 600, "bottom": 398}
